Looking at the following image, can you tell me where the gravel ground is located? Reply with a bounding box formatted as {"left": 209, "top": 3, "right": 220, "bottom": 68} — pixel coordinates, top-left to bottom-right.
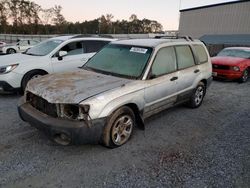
{"left": 0, "top": 80, "right": 250, "bottom": 188}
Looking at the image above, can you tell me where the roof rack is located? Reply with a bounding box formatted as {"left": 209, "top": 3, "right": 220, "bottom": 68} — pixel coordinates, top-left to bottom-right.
{"left": 154, "top": 35, "right": 194, "bottom": 41}
{"left": 71, "top": 34, "right": 113, "bottom": 39}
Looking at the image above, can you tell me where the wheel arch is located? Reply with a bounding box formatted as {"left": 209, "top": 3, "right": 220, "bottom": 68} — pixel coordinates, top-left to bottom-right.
{"left": 21, "top": 69, "right": 49, "bottom": 90}
{"left": 104, "top": 102, "right": 145, "bottom": 130}
{"left": 200, "top": 79, "right": 207, "bottom": 88}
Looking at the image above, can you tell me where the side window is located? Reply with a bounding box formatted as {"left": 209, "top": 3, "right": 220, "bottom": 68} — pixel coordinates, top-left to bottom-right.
{"left": 60, "top": 41, "right": 83, "bottom": 56}
{"left": 19, "top": 40, "right": 29, "bottom": 46}
{"left": 151, "top": 47, "right": 177, "bottom": 77}
{"left": 83, "top": 41, "right": 110, "bottom": 53}
{"left": 30, "top": 40, "right": 39, "bottom": 45}
{"left": 194, "top": 45, "right": 208, "bottom": 64}
{"left": 176, "top": 45, "right": 195, "bottom": 69}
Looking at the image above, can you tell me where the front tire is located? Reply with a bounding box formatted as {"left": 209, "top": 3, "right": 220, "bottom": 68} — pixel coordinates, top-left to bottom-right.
{"left": 21, "top": 70, "right": 47, "bottom": 93}
{"left": 187, "top": 82, "right": 206, "bottom": 108}
{"left": 238, "top": 69, "right": 249, "bottom": 83}
{"left": 102, "top": 106, "right": 135, "bottom": 148}
{"left": 7, "top": 48, "right": 16, "bottom": 54}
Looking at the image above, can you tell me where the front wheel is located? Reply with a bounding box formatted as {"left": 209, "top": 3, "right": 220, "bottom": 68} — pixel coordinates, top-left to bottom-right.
{"left": 21, "top": 70, "right": 47, "bottom": 93}
{"left": 187, "top": 82, "right": 206, "bottom": 108}
{"left": 238, "top": 69, "right": 249, "bottom": 83}
{"left": 7, "top": 48, "right": 16, "bottom": 54}
{"left": 102, "top": 106, "right": 135, "bottom": 148}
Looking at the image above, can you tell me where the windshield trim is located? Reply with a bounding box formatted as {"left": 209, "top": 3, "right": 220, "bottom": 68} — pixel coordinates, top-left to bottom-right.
{"left": 83, "top": 44, "right": 154, "bottom": 80}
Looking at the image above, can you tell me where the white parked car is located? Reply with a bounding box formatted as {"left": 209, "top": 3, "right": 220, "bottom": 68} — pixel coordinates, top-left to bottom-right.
{"left": 1, "top": 39, "right": 40, "bottom": 54}
{"left": 0, "top": 35, "right": 116, "bottom": 92}
{"left": 0, "top": 41, "right": 6, "bottom": 52}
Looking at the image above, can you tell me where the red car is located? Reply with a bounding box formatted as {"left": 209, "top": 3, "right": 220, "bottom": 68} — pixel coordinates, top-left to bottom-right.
{"left": 212, "top": 47, "right": 250, "bottom": 83}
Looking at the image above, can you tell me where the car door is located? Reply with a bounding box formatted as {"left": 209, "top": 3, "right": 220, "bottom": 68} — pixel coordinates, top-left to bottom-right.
{"left": 18, "top": 40, "right": 29, "bottom": 52}
{"left": 51, "top": 40, "right": 110, "bottom": 73}
{"left": 175, "top": 45, "right": 199, "bottom": 94}
{"left": 51, "top": 40, "right": 88, "bottom": 73}
{"left": 144, "top": 46, "right": 178, "bottom": 117}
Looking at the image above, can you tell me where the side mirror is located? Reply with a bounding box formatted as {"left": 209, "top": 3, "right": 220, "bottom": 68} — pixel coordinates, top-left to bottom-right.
{"left": 58, "top": 51, "right": 68, "bottom": 61}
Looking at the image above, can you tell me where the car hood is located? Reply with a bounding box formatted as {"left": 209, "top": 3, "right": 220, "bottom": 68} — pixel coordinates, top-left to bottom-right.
{"left": 211, "top": 56, "right": 246, "bottom": 66}
{"left": 0, "top": 53, "right": 40, "bottom": 66}
{"left": 26, "top": 70, "right": 133, "bottom": 104}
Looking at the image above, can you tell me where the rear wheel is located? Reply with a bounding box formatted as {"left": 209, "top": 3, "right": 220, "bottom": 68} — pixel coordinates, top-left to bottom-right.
{"left": 187, "top": 82, "right": 206, "bottom": 108}
{"left": 102, "top": 106, "right": 135, "bottom": 148}
{"left": 7, "top": 48, "right": 16, "bottom": 54}
{"left": 238, "top": 69, "right": 249, "bottom": 83}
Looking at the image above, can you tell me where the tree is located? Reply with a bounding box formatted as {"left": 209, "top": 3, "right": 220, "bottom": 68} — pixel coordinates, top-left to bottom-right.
{"left": 0, "top": 0, "right": 164, "bottom": 35}
{"left": 52, "top": 5, "right": 66, "bottom": 25}
{"left": 0, "top": 0, "right": 8, "bottom": 33}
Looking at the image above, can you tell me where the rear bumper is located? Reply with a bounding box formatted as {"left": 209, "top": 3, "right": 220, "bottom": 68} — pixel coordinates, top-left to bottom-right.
{"left": 207, "top": 76, "right": 213, "bottom": 87}
{"left": 213, "top": 69, "right": 242, "bottom": 80}
{"left": 18, "top": 98, "right": 106, "bottom": 145}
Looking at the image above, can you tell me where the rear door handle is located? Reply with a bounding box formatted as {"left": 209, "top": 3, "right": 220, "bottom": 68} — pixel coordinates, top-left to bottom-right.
{"left": 194, "top": 69, "right": 200, "bottom": 73}
{"left": 170, "top": 76, "right": 178, "bottom": 81}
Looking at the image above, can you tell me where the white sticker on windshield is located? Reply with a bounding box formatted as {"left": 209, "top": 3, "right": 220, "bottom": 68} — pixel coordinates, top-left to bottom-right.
{"left": 130, "top": 47, "right": 148, "bottom": 54}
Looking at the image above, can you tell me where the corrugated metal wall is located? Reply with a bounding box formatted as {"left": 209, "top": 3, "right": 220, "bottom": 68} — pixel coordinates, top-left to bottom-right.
{"left": 179, "top": 1, "right": 250, "bottom": 38}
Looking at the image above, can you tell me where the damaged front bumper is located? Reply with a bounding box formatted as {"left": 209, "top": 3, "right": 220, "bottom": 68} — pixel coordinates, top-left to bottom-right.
{"left": 18, "top": 97, "right": 106, "bottom": 145}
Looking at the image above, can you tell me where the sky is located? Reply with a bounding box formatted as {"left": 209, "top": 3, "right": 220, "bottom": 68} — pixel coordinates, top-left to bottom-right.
{"left": 32, "top": 0, "right": 238, "bottom": 30}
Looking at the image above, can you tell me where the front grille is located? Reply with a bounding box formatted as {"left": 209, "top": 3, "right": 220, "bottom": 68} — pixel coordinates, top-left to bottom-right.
{"left": 213, "top": 64, "right": 230, "bottom": 70}
{"left": 27, "top": 92, "right": 58, "bottom": 118}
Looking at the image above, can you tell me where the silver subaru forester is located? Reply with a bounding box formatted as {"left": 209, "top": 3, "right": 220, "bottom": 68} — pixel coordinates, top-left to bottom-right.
{"left": 18, "top": 38, "right": 212, "bottom": 148}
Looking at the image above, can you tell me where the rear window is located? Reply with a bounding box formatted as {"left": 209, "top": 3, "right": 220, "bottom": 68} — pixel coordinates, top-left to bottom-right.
{"left": 194, "top": 45, "right": 208, "bottom": 64}
{"left": 176, "top": 46, "right": 195, "bottom": 69}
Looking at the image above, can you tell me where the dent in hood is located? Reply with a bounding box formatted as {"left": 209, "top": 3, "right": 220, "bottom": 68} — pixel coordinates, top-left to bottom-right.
{"left": 26, "top": 70, "right": 132, "bottom": 104}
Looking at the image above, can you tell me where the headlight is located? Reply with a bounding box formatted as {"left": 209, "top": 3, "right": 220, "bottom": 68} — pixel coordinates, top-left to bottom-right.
{"left": 231, "top": 66, "right": 240, "bottom": 71}
{"left": 57, "top": 104, "right": 90, "bottom": 121}
{"left": 0, "top": 64, "right": 18, "bottom": 74}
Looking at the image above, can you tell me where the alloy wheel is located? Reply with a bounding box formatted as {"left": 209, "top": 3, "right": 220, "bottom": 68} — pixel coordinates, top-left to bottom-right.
{"left": 111, "top": 115, "right": 133, "bottom": 146}
{"left": 194, "top": 86, "right": 204, "bottom": 106}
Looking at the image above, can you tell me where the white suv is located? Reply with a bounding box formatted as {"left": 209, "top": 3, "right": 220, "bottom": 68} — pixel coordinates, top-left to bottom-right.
{"left": 2, "top": 39, "right": 40, "bottom": 54}
{"left": 0, "top": 35, "right": 116, "bottom": 92}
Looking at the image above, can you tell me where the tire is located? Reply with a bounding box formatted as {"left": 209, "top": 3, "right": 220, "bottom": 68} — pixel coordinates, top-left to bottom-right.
{"left": 21, "top": 70, "right": 47, "bottom": 93}
{"left": 238, "top": 69, "right": 249, "bottom": 83}
{"left": 102, "top": 106, "right": 135, "bottom": 148}
{"left": 7, "top": 48, "right": 16, "bottom": 54}
{"left": 187, "top": 82, "right": 206, "bottom": 108}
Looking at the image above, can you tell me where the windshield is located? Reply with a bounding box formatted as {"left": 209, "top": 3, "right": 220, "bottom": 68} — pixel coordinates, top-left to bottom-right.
{"left": 84, "top": 44, "right": 153, "bottom": 79}
{"left": 217, "top": 49, "right": 250, "bottom": 59}
{"left": 24, "top": 39, "right": 63, "bottom": 56}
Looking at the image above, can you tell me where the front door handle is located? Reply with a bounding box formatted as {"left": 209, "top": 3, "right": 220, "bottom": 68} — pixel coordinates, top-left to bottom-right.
{"left": 170, "top": 76, "right": 178, "bottom": 81}
{"left": 194, "top": 69, "right": 200, "bottom": 73}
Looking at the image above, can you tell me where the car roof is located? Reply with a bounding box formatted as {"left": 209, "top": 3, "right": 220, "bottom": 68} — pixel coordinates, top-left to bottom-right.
{"left": 111, "top": 38, "right": 201, "bottom": 48}
{"left": 224, "top": 47, "right": 250, "bottom": 51}
{"left": 47, "top": 35, "right": 116, "bottom": 42}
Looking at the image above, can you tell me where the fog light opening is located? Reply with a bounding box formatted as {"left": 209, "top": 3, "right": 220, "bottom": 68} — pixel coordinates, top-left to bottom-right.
{"left": 53, "top": 133, "right": 71, "bottom": 146}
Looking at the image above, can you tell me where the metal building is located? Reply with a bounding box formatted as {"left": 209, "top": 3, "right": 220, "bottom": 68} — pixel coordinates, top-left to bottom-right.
{"left": 178, "top": 0, "right": 250, "bottom": 39}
